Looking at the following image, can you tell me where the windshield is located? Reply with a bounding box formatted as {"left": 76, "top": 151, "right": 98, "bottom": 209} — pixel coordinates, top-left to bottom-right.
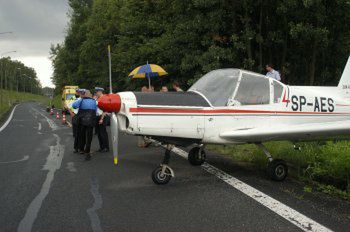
{"left": 65, "top": 94, "right": 75, "bottom": 100}
{"left": 234, "top": 73, "right": 270, "bottom": 105}
{"left": 189, "top": 69, "right": 240, "bottom": 106}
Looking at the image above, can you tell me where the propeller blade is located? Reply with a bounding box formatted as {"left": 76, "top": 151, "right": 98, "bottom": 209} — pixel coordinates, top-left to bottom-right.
{"left": 110, "top": 113, "right": 119, "bottom": 164}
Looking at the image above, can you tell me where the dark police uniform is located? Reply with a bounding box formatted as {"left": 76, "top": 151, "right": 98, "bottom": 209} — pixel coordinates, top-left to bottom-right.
{"left": 96, "top": 96, "right": 109, "bottom": 152}
{"left": 73, "top": 96, "right": 97, "bottom": 160}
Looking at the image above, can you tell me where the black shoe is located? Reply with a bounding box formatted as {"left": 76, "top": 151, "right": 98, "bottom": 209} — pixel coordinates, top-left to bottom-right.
{"left": 97, "top": 148, "right": 104, "bottom": 152}
{"left": 85, "top": 153, "right": 91, "bottom": 161}
{"left": 101, "top": 148, "right": 109, "bottom": 153}
{"left": 73, "top": 149, "right": 78, "bottom": 153}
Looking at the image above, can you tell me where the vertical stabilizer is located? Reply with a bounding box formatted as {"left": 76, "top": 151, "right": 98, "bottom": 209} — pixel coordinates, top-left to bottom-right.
{"left": 338, "top": 56, "right": 350, "bottom": 97}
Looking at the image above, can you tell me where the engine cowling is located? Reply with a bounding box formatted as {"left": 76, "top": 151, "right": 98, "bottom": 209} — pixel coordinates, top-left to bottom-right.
{"left": 98, "top": 94, "right": 121, "bottom": 113}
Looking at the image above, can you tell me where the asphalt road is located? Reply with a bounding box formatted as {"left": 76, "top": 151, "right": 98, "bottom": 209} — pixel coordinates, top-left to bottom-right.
{"left": 1, "top": 102, "right": 350, "bottom": 232}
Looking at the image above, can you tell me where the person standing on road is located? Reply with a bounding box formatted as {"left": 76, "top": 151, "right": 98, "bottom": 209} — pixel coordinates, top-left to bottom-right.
{"left": 68, "top": 89, "right": 84, "bottom": 153}
{"left": 95, "top": 87, "right": 109, "bottom": 153}
{"left": 73, "top": 90, "right": 97, "bottom": 161}
{"left": 265, "top": 64, "right": 281, "bottom": 81}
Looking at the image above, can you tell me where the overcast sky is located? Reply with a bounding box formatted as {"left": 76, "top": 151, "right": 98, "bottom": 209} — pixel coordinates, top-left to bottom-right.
{"left": 0, "top": 0, "right": 69, "bottom": 87}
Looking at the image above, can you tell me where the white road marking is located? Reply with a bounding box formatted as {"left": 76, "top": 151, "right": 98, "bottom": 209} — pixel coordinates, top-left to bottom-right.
{"left": 38, "top": 122, "right": 41, "bottom": 131}
{"left": 0, "top": 104, "right": 18, "bottom": 132}
{"left": 66, "top": 162, "right": 77, "bottom": 172}
{"left": 170, "top": 146, "right": 332, "bottom": 232}
{"left": 32, "top": 108, "right": 57, "bottom": 130}
{"left": 17, "top": 134, "right": 65, "bottom": 232}
{"left": 0, "top": 155, "right": 29, "bottom": 164}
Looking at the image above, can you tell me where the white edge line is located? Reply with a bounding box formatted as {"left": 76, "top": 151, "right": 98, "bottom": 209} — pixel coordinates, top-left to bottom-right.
{"left": 0, "top": 104, "right": 18, "bottom": 132}
{"left": 169, "top": 145, "right": 332, "bottom": 232}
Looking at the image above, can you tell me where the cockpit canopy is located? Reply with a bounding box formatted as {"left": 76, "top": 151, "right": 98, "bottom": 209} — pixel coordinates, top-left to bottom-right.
{"left": 189, "top": 69, "right": 284, "bottom": 107}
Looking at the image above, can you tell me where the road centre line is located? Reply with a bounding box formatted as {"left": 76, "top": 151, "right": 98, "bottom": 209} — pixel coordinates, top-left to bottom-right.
{"left": 169, "top": 145, "right": 332, "bottom": 232}
{"left": 0, "top": 104, "right": 18, "bottom": 133}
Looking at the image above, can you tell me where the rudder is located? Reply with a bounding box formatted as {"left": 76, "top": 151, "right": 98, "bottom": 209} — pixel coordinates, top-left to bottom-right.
{"left": 338, "top": 56, "right": 350, "bottom": 97}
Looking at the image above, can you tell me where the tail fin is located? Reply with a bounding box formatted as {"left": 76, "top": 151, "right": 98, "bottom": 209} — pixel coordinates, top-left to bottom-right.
{"left": 338, "top": 56, "right": 350, "bottom": 97}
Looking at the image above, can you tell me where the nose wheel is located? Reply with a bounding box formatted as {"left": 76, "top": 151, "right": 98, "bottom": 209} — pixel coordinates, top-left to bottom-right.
{"left": 188, "top": 146, "right": 206, "bottom": 166}
{"left": 151, "top": 144, "right": 175, "bottom": 185}
{"left": 151, "top": 165, "right": 173, "bottom": 185}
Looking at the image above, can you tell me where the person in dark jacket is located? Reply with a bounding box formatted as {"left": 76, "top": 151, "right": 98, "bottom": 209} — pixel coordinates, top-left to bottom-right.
{"left": 72, "top": 90, "right": 97, "bottom": 161}
{"left": 68, "top": 89, "right": 84, "bottom": 153}
{"left": 95, "top": 87, "right": 109, "bottom": 153}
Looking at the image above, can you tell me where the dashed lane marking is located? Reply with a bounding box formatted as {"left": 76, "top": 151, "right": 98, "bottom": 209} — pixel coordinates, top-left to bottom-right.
{"left": 165, "top": 144, "right": 332, "bottom": 232}
{"left": 32, "top": 108, "right": 57, "bottom": 131}
{"left": 0, "top": 155, "right": 29, "bottom": 164}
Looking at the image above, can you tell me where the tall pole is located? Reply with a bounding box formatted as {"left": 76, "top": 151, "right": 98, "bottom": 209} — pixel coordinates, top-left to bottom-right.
{"left": 108, "top": 45, "right": 112, "bottom": 94}
{"left": 17, "top": 68, "right": 21, "bottom": 92}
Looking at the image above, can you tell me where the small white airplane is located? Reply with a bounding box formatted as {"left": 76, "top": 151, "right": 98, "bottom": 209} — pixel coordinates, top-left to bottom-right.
{"left": 99, "top": 56, "right": 350, "bottom": 185}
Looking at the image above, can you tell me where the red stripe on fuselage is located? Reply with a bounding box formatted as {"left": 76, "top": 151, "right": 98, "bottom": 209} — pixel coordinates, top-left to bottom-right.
{"left": 130, "top": 107, "right": 348, "bottom": 115}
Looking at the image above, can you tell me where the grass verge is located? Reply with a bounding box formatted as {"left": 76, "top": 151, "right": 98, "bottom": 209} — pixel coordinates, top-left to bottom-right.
{"left": 50, "top": 95, "right": 62, "bottom": 109}
{"left": 0, "top": 90, "right": 49, "bottom": 119}
{"left": 208, "top": 141, "right": 350, "bottom": 200}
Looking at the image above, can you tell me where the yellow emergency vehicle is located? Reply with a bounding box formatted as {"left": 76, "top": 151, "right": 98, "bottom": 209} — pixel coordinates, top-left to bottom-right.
{"left": 61, "top": 86, "right": 79, "bottom": 113}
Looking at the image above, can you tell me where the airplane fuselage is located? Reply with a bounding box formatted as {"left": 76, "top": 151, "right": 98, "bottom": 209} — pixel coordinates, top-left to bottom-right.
{"left": 115, "top": 84, "right": 350, "bottom": 146}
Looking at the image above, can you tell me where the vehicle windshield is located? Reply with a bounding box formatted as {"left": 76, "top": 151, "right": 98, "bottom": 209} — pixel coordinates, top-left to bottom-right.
{"left": 189, "top": 69, "right": 240, "bottom": 106}
{"left": 65, "top": 94, "right": 75, "bottom": 100}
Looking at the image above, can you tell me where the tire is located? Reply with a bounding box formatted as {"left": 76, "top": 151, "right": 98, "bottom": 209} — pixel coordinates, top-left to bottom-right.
{"left": 267, "top": 159, "right": 288, "bottom": 181}
{"left": 151, "top": 166, "right": 172, "bottom": 185}
{"left": 188, "top": 147, "right": 206, "bottom": 166}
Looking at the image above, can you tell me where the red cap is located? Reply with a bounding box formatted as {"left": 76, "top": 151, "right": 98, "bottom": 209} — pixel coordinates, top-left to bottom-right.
{"left": 98, "top": 94, "right": 121, "bottom": 113}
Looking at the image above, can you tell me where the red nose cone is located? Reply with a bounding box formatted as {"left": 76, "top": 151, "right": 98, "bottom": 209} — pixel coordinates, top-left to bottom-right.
{"left": 98, "top": 94, "right": 121, "bottom": 113}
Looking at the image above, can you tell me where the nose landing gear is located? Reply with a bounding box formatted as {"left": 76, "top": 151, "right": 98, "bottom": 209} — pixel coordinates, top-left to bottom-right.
{"left": 151, "top": 144, "right": 175, "bottom": 185}
{"left": 256, "top": 143, "right": 288, "bottom": 181}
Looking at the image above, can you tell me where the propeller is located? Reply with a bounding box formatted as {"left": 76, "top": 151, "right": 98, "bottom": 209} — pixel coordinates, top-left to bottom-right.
{"left": 110, "top": 113, "right": 119, "bottom": 165}
{"left": 97, "top": 93, "right": 122, "bottom": 165}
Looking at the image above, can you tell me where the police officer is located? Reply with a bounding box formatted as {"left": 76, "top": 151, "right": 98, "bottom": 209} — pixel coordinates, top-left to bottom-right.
{"left": 68, "top": 89, "right": 84, "bottom": 153}
{"left": 73, "top": 90, "right": 97, "bottom": 160}
{"left": 95, "top": 87, "right": 109, "bottom": 152}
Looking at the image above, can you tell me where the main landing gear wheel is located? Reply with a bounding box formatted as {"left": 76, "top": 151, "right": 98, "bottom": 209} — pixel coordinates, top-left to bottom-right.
{"left": 256, "top": 143, "right": 288, "bottom": 181}
{"left": 152, "top": 166, "right": 172, "bottom": 185}
{"left": 188, "top": 147, "right": 206, "bottom": 166}
{"left": 267, "top": 159, "right": 288, "bottom": 181}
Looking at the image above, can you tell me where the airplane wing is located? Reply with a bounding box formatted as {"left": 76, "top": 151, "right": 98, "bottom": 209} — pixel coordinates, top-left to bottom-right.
{"left": 220, "top": 120, "right": 350, "bottom": 142}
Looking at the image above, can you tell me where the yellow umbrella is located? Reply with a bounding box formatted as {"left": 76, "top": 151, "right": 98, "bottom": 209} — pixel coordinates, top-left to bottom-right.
{"left": 129, "top": 63, "right": 168, "bottom": 88}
